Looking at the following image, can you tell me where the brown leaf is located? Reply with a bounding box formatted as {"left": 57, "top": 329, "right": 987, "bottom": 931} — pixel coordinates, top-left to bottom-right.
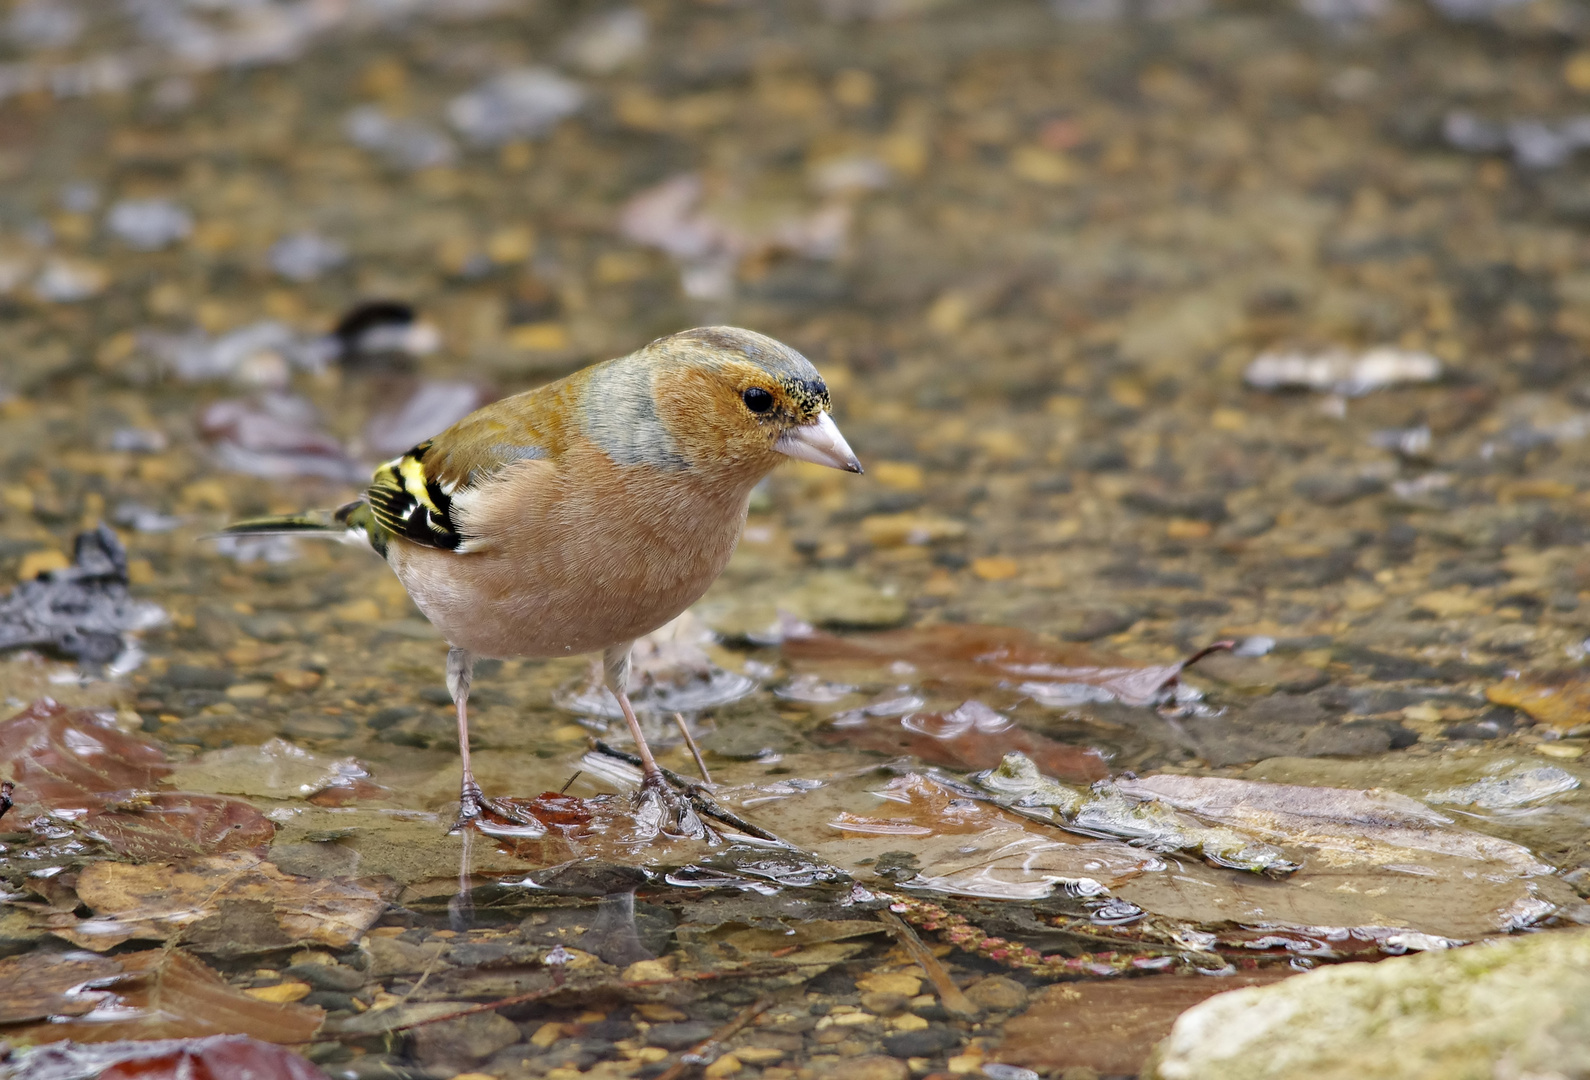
{"left": 0, "top": 700, "right": 274, "bottom": 860}
{"left": 54, "top": 851, "right": 395, "bottom": 955}
{"left": 784, "top": 625, "right": 1225, "bottom": 707}
{"left": 1, "top": 950, "right": 323, "bottom": 1044}
{"left": 1486, "top": 674, "right": 1590, "bottom": 732}
{"left": 15, "top": 1035, "right": 329, "bottom": 1078}
{"left": 83, "top": 793, "right": 275, "bottom": 861}
{"left": 995, "top": 973, "right": 1295, "bottom": 1075}
{"left": 815, "top": 699, "right": 1109, "bottom": 782}
{"left": 0, "top": 950, "right": 123, "bottom": 1023}
{"left": 0, "top": 698, "right": 171, "bottom": 812}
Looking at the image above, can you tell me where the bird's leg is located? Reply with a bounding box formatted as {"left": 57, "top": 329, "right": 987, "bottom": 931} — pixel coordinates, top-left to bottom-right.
{"left": 448, "top": 646, "right": 484, "bottom": 830}
{"left": 603, "top": 643, "right": 663, "bottom": 785}
{"left": 602, "top": 644, "right": 704, "bottom": 838}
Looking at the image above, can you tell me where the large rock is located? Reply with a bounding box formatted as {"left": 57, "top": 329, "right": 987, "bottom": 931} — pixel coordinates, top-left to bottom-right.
{"left": 1143, "top": 929, "right": 1590, "bottom": 1080}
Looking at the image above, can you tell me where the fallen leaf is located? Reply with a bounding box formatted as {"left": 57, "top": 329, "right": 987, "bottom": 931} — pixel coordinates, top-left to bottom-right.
{"left": 1, "top": 698, "right": 171, "bottom": 811}
{"left": 784, "top": 625, "right": 1226, "bottom": 708}
{"left": 10, "top": 1034, "right": 329, "bottom": 1079}
{"left": 53, "top": 851, "right": 394, "bottom": 955}
{"left": 1487, "top": 674, "right": 1590, "bottom": 732}
{"left": 816, "top": 699, "right": 1109, "bottom": 782}
{"left": 0, "top": 950, "right": 123, "bottom": 1023}
{"left": 82, "top": 793, "right": 275, "bottom": 861}
{"left": 0, "top": 699, "right": 274, "bottom": 861}
{"left": 163, "top": 738, "right": 371, "bottom": 801}
{"left": 0, "top": 950, "right": 323, "bottom": 1044}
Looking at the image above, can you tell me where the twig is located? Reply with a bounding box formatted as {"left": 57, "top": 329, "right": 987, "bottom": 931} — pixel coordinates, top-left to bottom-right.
{"left": 673, "top": 712, "right": 712, "bottom": 785}
{"left": 591, "top": 740, "right": 789, "bottom": 846}
{"left": 876, "top": 907, "right": 980, "bottom": 1019}
{"left": 559, "top": 770, "right": 582, "bottom": 794}
{"left": 655, "top": 996, "right": 771, "bottom": 1080}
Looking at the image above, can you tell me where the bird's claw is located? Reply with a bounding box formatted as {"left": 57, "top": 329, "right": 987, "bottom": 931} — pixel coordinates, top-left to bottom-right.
{"left": 633, "top": 770, "right": 707, "bottom": 840}
{"left": 449, "top": 779, "right": 539, "bottom": 834}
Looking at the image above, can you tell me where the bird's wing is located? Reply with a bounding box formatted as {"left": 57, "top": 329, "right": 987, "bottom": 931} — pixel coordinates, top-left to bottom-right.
{"left": 363, "top": 382, "right": 572, "bottom": 553}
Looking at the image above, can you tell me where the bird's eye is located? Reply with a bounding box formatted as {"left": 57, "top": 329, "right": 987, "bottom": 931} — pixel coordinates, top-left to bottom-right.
{"left": 742, "top": 387, "right": 774, "bottom": 413}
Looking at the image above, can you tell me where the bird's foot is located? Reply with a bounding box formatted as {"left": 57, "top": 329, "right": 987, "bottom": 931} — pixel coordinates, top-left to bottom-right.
{"left": 449, "top": 779, "right": 542, "bottom": 835}
{"left": 632, "top": 769, "right": 707, "bottom": 840}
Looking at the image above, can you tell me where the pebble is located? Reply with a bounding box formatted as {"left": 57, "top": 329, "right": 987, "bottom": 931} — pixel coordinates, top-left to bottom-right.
{"left": 410, "top": 1010, "right": 521, "bottom": 1068}
{"left": 648, "top": 1021, "right": 717, "bottom": 1050}
{"left": 831, "top": 1055, "right": 910, "bottom": 1080}
{"left": 882, "top": 1026, "right": 962, "bottom": 1058}
{"left": 964, "top": 976, "right": 1028, "bottom": 1013}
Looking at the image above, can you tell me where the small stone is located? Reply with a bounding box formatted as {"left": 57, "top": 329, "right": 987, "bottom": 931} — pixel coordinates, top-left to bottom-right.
{"left": 16, "top": 549, "right": 69, "bottom": 580}
{"left": 244, "top": 980, "right": 312, "bottom": 1003}
{"left": 861, "top": 992, "right": 910, "bottom": 1016}
{"left": 858, "top": 973, "right": 924, "bottom": 998}
{"left": 649, "top": 1021, "right": 716, "bottom": 1050}
{"left": 411, "top": 1010, "right": 521, "bottom": 1068}
{"left": 832, "top": 1054, "right": 910, "bottom": 1080}
{"left": 285, "top": 961, "right": 365, "bottom": 992}
{"left": 530, "top": 1022, "right": 565, "bottom": 1048}
{"left": 883, "top": 1026, "right": 962, "bottom": 1058}
{"left": 736, "top": 1047, "right": 788, "bottom": 1064}
{"left": 970, "top": 557, "right": 1020, "bottom": 582}
{"left": 965, "top": 976, "right": 1028, "bottom": 1013}
{"left": 890, "top": 1014, "right": 930, "bottom": 1032}
{"left": 705, "top": 1054, "right": 742, "bottom": 1078}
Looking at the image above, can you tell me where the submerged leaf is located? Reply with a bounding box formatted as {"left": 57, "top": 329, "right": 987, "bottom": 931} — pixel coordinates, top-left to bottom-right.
{"left": 8, "top": 1034, "right": 329, "bottom": 1079}
{"left": 0, "top": 700, "right": 273, "bottom": 860}
{"left": 52, "top": 851, "right": 394, "bottom": 956}
{"left": 976, "top": 753, "right": 1302, "bottom": 877}
{"left": 817, "top": 700, "right": 1110, "bottom": 782}
{"left": 0, "top": 950, "right": 323, "bottom": 1045}
{"left": 1486, "top": 673, "right": 1590, "bottom": 732}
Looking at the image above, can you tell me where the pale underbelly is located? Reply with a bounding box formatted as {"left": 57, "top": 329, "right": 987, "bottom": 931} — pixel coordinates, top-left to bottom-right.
{"left": 386, "top": 540, "right": 728, "bottom": 659}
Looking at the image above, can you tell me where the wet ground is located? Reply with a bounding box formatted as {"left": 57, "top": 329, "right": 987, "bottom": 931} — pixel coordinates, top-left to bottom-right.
{"left": 4, "top": 0, "right": 1590, "bottom": 1077}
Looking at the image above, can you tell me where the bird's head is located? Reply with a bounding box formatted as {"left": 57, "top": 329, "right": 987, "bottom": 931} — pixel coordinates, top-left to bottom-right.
{"left": 609, "top": 326, "right": 862, "bottom": 480}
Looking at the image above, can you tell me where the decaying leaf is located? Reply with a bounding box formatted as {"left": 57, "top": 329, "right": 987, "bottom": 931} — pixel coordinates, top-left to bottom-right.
{"left": 0, "top": 699, "right": 273, "bottom": 861}
{"left": 162, "top": 738, "right": 370, "bottom": 802}
{"left": 6, "top": 1034, "right": 329, "bottom": 1079}
{"left": 0, "top": 950, "right": 323, "bottom": 1045}
{"left": 737, "top": 770, "right": 1161, "bottom": 900}
{"left": 816, "top": 699, "right": 1110, "bottom": 782}
{"left": 51, "top": 851, "right": 395, "bottom": 955}
{"left": 784, "top": 625, "right": 1226, "bottom": 707}
{"left": 976, "top": 752, "right": 1301, "bottom": 876}
{"left": 0, "top": 950, "right": 123, "bottom": 1024}
{"left": 1486, "top": 674, "right": 1590, "bottom": 733}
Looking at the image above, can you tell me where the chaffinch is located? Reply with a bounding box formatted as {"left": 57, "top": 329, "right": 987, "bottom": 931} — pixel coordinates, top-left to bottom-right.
{"left": 224, "top": 326, "right": 862, "bottom": 826}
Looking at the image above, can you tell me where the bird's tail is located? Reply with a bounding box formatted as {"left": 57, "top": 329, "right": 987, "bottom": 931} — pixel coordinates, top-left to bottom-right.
{"left": 216, "top": 500, "right": 385, "bottom": 553}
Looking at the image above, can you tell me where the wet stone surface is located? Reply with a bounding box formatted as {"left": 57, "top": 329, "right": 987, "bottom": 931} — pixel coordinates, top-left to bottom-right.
{"left": 2, "top": 0, "right": 1590, "bottom": 1078}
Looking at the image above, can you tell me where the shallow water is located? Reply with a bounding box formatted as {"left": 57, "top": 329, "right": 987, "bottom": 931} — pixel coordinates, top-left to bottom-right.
{"left": 3, "top": 0, "right": 1590, "bottom": 1077}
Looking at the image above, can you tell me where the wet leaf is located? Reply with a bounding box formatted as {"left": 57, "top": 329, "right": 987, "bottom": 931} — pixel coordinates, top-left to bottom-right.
{"left": 0, "top": 950, "right": 323, "bottom": 1045}
{"left": 0, "top": 699, "right": 274, "bottom": 861}
{"left": 995, "top": 973, "right": 1296, "bottom": 1076}
{"left": 82, "top": 793, "right": 275, "bottom": 861}
{"left": 1486, "top": 673, "right": 1590, "bottom": 732}
{"left": 976, "top": 752, "right": 1301, "bottom": 876}
{"left": 1107, "top": 774, "right": 1564, "bottom": 940}
{"left": 0, "top": 950, "right": 123, "bottom": 1023}
{"left": 1, "top": 698, "right": 171, "bottom": 811}
{"left": 784, "top": 624, "right": 1224, "bottom": 707}
{"left": 163, "top": 738, "right": 371, "bottom": 801}
{"left": 816, "top": 699, "right": 1109, "bottom": 782}
{"left": 739, "top": 770, "right": 1160, "bottom": 900}
{"left": 51, "top": 851, "right": 395, "bottom": 955}
{"left": 9, "top": 1035, "right": 329, "bottom": 1079}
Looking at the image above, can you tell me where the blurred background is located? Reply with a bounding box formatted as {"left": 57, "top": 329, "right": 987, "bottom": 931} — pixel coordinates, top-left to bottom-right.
{"left": 4, "top": 0, "right": 1590, "bottom": 764}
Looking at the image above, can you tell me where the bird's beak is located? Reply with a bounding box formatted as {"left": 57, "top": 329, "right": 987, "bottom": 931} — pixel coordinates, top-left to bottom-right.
{"left": 775, "top": 412, "right": 863, "bottom": 473}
